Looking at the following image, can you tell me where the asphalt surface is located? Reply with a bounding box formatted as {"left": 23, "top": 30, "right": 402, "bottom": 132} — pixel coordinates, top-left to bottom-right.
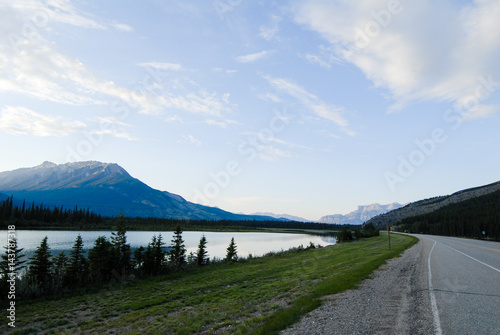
{"left": 416, "top": 234, "right": 500, "bottom": 335}
{"left": 282, "top": 234, "right": 500, "bottom": 335}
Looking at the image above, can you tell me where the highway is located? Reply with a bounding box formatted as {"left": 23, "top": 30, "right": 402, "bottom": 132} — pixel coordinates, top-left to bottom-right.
{"left": 416, "top": 234, "right": 500, "bottom": 335}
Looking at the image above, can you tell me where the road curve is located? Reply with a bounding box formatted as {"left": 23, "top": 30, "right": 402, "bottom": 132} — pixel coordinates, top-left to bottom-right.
{"left": 417, "top": 234, "right": 500, "bottom": 335}
{"left": 282, "top": 234, "right": 500, "bottom": 335}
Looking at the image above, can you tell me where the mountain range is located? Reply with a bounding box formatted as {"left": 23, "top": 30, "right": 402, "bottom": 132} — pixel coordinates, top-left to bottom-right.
{"left": 366, "top": 180, "right": 500, "bottom": 230}
{"left": 318, "top": 203, "right": 403, "bottom": 225}
{"left": 0, "top": 161, "right": 283, "bottom": 221}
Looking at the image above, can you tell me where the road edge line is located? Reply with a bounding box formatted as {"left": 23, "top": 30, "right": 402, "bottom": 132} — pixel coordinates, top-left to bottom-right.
{"left": 428, "top": 240, "right": 443, "bottom": 335}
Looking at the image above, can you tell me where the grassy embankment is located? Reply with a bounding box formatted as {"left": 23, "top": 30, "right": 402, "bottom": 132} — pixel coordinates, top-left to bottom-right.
{"left": 7, "top": 233, "right": 417, "bottom": 335}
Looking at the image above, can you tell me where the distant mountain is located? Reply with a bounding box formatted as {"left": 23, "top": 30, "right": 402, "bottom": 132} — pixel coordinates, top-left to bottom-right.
{"left": 251, "top": 212, "right": 310, "bottom": 222}
{"left": 366, "top": 180, "right": 500, "bottom": 230}
{"left": 0, "top": 161, "right": 281, "bottom": 221}
{"left": 319, "top": 203, "right": 403, "bottom": 225}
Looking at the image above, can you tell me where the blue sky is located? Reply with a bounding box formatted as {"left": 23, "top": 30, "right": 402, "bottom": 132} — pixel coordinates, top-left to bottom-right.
{"left": 0, "top": 0, "right": 499, "bottom": 221}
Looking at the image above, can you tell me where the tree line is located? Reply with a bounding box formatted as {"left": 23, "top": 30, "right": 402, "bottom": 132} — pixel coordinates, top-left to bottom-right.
{"left": 0, "top": 216, "right": 242, "bottom": 301}
{"left": 0, "top": 196, "right": 344, "bottom": 231}
{"left": 0, "top": 196, "right": 102, "bottom": 227}
{"left": 395, "top": 190, "right": 500, "bottom": 241}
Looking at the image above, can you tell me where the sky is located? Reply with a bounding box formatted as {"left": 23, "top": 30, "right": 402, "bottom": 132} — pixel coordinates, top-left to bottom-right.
{"left": 0, "top": 0, "right": 499, "bottom": 221}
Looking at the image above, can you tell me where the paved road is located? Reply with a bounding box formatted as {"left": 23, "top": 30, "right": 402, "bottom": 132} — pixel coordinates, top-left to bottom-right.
{"left": 416, "top": 234, "right": 500, "bottom": 335}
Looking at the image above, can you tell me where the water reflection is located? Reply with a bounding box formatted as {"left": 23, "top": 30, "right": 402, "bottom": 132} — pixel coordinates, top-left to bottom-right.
{"left": 0, "top": 230, "right": 336, "bottom": 259}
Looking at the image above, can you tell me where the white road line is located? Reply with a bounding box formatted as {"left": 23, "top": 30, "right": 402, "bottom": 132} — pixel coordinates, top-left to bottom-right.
{"left": 443, "top": 244, "right": 500, "bottom": 274}
{"left": 428, "top": 240, "right": 443, "bottom": 335}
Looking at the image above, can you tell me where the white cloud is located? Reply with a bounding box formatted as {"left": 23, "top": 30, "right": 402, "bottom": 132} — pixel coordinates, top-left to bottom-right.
{"left": 0, "top": 2, "right": 235, "bottom": 119}
{"left": 180, "top": 135, "right": 202, "bottom": 146}
{"left": 138, "top": 62, "right": 182, "bottom": 71}
{"left": 112, "top": 22, "right": 134, "bottom": 32}
{"left": 259, "top": 93, "right": 282, "bottom": 103}
{"left": 94, "top": 129, "right": 138, "bottom": 141}
{"left": 303, "top": 54, "right": 331, "bottom": 69}
{"left": 235, "top": 50, "right": 273, "bottom": 63}
{"left": 293, "top": 0, "right": 500, "bottom": 118}
{"left": 259, "top": 15, "right": 281, "bottom": 40}
{"left": 0, "top": 106, "right": 85, "bottom": 136}
{"left": 242, "top": 131, "right": 313, "bottom": 151}
{"left": 264, "top": 75, "right": 350, "bottom": 128}
{"left": 205, "top": 119, "right": 240, "bottom": 128}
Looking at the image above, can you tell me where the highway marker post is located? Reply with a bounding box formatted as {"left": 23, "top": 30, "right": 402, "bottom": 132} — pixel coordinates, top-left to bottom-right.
{"left": 387, "top": 225, "right": 391, "bottom": 250}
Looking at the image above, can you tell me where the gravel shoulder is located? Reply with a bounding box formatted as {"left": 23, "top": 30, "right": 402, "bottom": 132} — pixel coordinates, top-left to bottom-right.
{"left": 281, "top": 238, "right": 434, "bottom": 335}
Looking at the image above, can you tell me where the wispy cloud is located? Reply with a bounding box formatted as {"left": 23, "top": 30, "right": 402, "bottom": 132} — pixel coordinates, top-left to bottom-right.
{"left": 293, "top": 0, "right": 500, "bottom": 118}
{"left": 205, "top": 119, "right": 240, "bottom": 128}
{"left": 0, "top": 1, "right": 236, "bottom": 119}
{"left": 263, "top": 75, "right": 350, "bottom": 129}
{"left": 243, "top": 131, "right": 313, "bottom": 151}
{"left": 302, "top": 53, "right": 331, "bottom": 69}
{"left": 180, "top": 135, "right": 202, "bottom": 146}
{"left": 235, "top": 50, "right": 273, "bottom": 63}
{"left": 138, "top": 62, "right": 182, "bottom": 71}
{"left": 0, "top": 106, "right": 86, "bottom": 137}
{"left": 259, "top": 15, "right": 281, "bottom": 41}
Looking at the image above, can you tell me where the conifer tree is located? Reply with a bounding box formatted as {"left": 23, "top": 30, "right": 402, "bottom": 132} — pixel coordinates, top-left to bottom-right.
{"left": 196, "top": 235, "right": 209, "bottom": 266}
{"left": 0, "top": 238, "right": 26, "bottom": 295}
{"left": 65, "top": 234, "right": 88, "bottom": 287}
{"left": 168, "top": 225, "right": 186, "bottom": 269}
{"left": 0, "top": 238, "right": 26, "bottom": 278}
{"left": 52, "top": 251, "right": 68, "bottom": 289}
{"left": 225, "top": 237, "right": 237, "bottom": 262}
{"left": 28, "top": 236, "right": 53, "bottom": 291}
{"left": 88, "top": 236, "right": 114, "bottom": 285}
{"left": 111, "top": 212, "right": 131, "bottom": 274}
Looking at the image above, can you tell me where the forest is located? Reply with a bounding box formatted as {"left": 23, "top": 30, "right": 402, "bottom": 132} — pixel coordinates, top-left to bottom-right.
{"left": 395, "top": 190, "right": 500, "bottom": 241}
{"left": 0, "top": 196, "right": 343, "bottom": 231}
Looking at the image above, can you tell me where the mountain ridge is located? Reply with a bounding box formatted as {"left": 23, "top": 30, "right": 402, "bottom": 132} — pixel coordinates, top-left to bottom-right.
{"left": 0, "top": 161, "right": 283, "bottom": 221}
{"left": 319, "top": 203, "right": 403, "bottom": 225}
{"left": 366, "top": 180, "right": 500, "bottom": 229}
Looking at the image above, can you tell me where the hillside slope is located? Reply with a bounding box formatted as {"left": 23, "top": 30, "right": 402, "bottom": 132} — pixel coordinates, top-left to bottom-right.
{"left": 0, "top": 161, "right": 279, "bottom": 221}
{"left": 366, "top": 180, "right": 500, "bottom": 232}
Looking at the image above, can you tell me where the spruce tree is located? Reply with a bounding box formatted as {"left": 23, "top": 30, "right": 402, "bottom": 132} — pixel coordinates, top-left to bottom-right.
{"left": 225, "top": 237, "right": 237, "bottom": 262}
{"left": 0, "top": 238, "right": 26, "bottom": 277}
{"left": 0, "top": 238, "right": 26, "bottom": 295}
{"left": 28, "top": 236, "right": 53, "bottom": 291}
{"left": 52, "top": 251, "right": 68, "bottom": 289}
{"left": 88, "top": 236, "right": 114, "bottom": 285}
{"left": 168, "top": 225, "right": 186, "bottom": 269}
{"left": 196, "top": 235, "right": 209, "bottom": 266}
{"left": 111, "top": 212, "right": 131, "bottom": 274}
{"left": 65, "top": 234, "right": 88, "bottom": 287}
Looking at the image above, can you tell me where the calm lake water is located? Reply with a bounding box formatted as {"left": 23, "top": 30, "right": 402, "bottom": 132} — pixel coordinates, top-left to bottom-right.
{"left": 0, "top": 230, "right": 336, "bottom": 259}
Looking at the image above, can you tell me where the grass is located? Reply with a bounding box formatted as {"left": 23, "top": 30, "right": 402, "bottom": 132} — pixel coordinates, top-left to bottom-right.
{"left": 5, "top": 233, "right": 417, "bottom": 335}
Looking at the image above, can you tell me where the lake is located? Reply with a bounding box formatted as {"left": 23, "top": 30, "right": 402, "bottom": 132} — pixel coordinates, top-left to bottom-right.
{"left": 0, "top": 230, "right": 336, "bottom": 260}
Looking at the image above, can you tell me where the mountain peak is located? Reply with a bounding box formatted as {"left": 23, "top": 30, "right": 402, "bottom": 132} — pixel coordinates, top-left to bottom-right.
{"left": 0, "top": 161, "right": 131, "bottom": 191}
{"left": 319, "top": 203, "right": 403, "bottom": 225}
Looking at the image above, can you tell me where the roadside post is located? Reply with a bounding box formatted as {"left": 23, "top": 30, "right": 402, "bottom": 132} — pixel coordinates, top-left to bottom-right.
{"left": 387, "top": 225, "right": 391, "bottom": 250}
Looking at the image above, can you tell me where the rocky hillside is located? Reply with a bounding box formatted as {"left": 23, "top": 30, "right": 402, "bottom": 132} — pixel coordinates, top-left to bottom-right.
{"left": 366, "top": 180, "right": 500, "bottom": 229}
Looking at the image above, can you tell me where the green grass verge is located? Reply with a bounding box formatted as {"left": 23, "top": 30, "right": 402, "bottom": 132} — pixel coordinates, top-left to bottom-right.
{"left": 5, "top": 233, "right": 417, "bottom": 335}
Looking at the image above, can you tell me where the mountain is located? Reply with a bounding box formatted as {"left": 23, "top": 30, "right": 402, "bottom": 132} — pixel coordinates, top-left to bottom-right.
{"left": 0, "top": 161, "right": 281, "bottom": 221}
{"left": 366, "top": 180, "right": 500, "bottom": 230}
{"left": 319, "top": 203, "right": 403, "bottom": 225}
{"left": 251, "top": 212, "right": 310, "bottom": 222}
